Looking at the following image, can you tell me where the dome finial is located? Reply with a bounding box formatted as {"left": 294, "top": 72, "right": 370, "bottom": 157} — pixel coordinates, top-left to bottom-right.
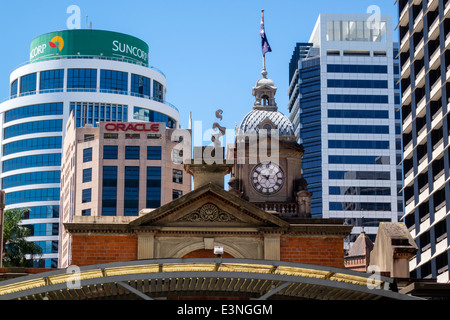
{"left": 261, "top": 68, "right": 268, "bottom": 79}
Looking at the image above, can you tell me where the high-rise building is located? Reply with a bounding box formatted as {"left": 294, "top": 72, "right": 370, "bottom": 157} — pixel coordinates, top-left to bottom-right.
{"left": 0, "top": 29, "right": 182, "bottom": 268}
{"left": 59, "top": 117, "right": 191, "bottom": 268}
{"left": 397, "top": 0, "right": 449, "bottom": 282}
{"left": 288, "top": 14, "right": 402, "bottom": 248}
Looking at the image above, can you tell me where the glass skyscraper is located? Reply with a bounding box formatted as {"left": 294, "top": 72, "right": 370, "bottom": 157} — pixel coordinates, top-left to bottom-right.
{"left": 288, "top": 14, "right": 402, "bottom": 249}
{"left": 0, "top": 29, "right": 181, "bottom": 268}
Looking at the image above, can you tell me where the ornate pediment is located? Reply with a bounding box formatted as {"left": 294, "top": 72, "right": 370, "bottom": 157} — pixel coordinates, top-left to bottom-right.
{"left": 130, "top": 183, "right": 290, "bottom": 230}
{"left": 178, "top": 203, "right": 241, "bottom": 223}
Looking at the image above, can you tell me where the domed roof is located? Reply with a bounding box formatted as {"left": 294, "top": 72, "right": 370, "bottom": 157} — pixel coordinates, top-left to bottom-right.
{"left": 237, "top": 109, "right": 295, "bottom": 138}
{"left": 255, "top": 76, "right": 275, "bottom": 88}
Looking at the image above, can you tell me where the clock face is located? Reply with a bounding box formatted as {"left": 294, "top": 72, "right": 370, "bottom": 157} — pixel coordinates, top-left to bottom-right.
{"left": 251, "top": 162, "right": 285, "bottom": 195}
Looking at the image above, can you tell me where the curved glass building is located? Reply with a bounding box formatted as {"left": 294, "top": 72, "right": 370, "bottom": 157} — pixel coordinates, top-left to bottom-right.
{"left": 0, "top": 29, "right": 181, "bottom": 268}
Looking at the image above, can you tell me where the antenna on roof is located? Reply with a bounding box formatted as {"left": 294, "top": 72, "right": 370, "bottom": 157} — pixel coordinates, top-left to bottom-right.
{"left": 85, "top": 14, "right": 93, "bottom": 29}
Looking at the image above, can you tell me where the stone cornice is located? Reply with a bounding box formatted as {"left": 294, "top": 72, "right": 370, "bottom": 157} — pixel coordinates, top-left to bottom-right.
{"left": 64, "top": 221, "right": 352, "bottom": 238}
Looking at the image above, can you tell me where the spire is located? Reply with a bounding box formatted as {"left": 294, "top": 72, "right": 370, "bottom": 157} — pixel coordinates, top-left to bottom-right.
{"left": 188, "top": 112, "right": 192, "bottom": 130}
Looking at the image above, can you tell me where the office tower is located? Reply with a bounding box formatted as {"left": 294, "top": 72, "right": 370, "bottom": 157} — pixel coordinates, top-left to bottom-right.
{"left": 288, "top": 14, "right": 401, "bottom": 248}
{"left": 59, "top": 118, "right": 191, "bottom": 267}
{"left": 0, "top": 29, "right": 182, "bottom": 268}
{"left": 397, "top": 0, "right": 449, "bottom": 282}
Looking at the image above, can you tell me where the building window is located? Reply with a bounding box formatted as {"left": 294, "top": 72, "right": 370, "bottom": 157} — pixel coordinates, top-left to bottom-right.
{"left": 83, "top": 168, "right": 92, "bottom": 183}
{"left": 100, "top": 70, "right": 128, "bottom": 94}
{"left": 328, "top": 140, "right": 389, "bottom": 150}
{"left": 125, "top": 146, "right": 140, "bottom": 160}
{"left": 84, "top": 134, "right": 95, "bottom": 142}
{"left": 3, "top": 136, "right": 62, "bottom": 156}
{"left": 326, "top": 20, "right": 386, "bottom": 42}
{"left": 67, "top": 68, "right": 97, "bottom": 91}
{"left": 4, "top": 119, "right": 63, "bottom": 139}
{"left": 23, "top": 223, "right": 59, "bottom": 236}
{"left": 34, "top": 240, "right": 59, "bottom": 254}
{"left": 329, "top": 202, "right": 391, "bottom": 211}
{"left": 327, "top": 79, "right": 388, "bottom": 89}
{"left": 2, "top": 153, "right": 61, "bottom": 172}
{"left": 173, "top": 169, "right": 183, "bottom": 183}
{"left": 40, "top": 69, "right": 64, "bottom": 92}
{"left": 133, "top": 107, "right": 176, "bottom": 129}
{"left": 82, "top": 188, "right": 92, "bottom": 203}
{"left": 328, "top": 155, "right": 390, "bottom": 165}
{"left": 146, "top": 167, "right": 161, "bottom": 208}
{"left": 328, "top": 125, "right": 389, "bottom": 134}
{"left": 2, "top": 171, "right": 60, "bottom": 189}
{"left": 19, "top": 73, "right": 37, "bottom": 95}
{"left": 172, "top": 189, "right": 183, "bottom": 200}
{"left": 327, "top": 64, "right": 388, "bottom": 74}
{"left": 102, "top": 166, "right": 117, "bottom": 216}
{"left": 328, "top": 171, "right": 390, "bottom": 180}
{"left": 10, "top": 79, "right": 18, "bottom": 98}
{"left": 124, "top": 166, "right": 140, "bottom": 216}
{"left": 23, "top": 205, "right": 59, "bottom": 219}
{"left": 147, "top": 146, "right": 162, "bottom": 160}
{"left": 5, "top": 102, "right": 63, "bottom": 123}
{"left": 328, "top": 109, "right": 389, "bottom": 119}
{"left": 81, "top": 209, "right": 91, "bottom": 216}
{"left": 131, "top": 74, "right": 150, "bottom": 97}
{"left": 31, "top": 258, "right": 58, "bottom": 269}
{"left": 125, "top": 133, "right": 140, "bottom": 140}
{"left": 70, "top": 102, "right": 128, "bottom": 127}
{"left": 104, "top": 133, "right": 118, "bottom": 139}
{"left": 103, "top": 145, "right": 118, "bottom": 159}
{"left": 329, "top": 186, "right": 391, "bottom": 196}
{"left": 172, "top": 149, "right": 183, "bottom": 164}
{"left": 328, "top": 94, "right": 389, "bottom": 104}
{"left": 153, "top": 80, "right": 164, "bottom": 101}
{"left": 5, "top": 188, "right": 60, "bottom": 205}
{"left": 83, "top": 148, "right": 92, "bottom": 162}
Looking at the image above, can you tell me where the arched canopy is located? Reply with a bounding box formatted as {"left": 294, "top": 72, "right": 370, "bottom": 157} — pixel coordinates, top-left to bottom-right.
{"left": 0, "top": 258, "right": 421, "bottom": 300}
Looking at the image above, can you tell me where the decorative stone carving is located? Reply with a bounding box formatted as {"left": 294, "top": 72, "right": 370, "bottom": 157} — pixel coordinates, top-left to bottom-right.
{"left": 179, "top": 203, "right": 240, "bottom": 223}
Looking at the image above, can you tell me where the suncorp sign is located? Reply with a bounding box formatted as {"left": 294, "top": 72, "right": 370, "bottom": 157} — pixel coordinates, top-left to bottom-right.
{"left": 29, "top": 30, "right": 149, "bottom": 65}
{"left": 112, "top": 40, "right": 148, "bottom": 63}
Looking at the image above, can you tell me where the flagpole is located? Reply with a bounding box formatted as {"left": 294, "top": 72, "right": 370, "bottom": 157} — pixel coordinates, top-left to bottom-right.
{"left": 262, "top": 9, "right": 266, "bottom": 71}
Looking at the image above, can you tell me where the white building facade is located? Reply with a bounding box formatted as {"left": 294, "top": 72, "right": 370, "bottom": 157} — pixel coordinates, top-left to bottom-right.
{"left": 288, "top": 14, "right": 402, "bottom": 248}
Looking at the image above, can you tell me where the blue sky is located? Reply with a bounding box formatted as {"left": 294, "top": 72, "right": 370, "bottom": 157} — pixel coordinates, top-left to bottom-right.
{"left": 0, "top": 0, "right": 398, "bottom": 145}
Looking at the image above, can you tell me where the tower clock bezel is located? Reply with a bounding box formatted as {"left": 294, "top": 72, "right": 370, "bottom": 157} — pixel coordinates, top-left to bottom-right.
{"left": 250, "top": 162, "right": 285, "bottom": 195}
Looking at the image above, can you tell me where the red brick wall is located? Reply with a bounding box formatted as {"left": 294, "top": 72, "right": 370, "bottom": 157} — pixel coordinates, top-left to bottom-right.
{"left": 69, "top": 234, "right": 344, "bottom": 268}
{"left": 71, "top": 235, "right": 137, "bottom": 266}
{"left": 280, "top": 236, "right": 345, "bottom": 268}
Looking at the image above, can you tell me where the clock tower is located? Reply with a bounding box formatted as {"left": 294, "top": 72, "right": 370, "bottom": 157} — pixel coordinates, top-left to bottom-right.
{"left": 228, "top": 67, "right": 312, "bottom": 218}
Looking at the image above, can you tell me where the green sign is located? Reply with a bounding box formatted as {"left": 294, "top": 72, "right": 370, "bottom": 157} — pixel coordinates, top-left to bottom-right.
{"left": 29, "top": 29, "right": 149, "bottom": 66}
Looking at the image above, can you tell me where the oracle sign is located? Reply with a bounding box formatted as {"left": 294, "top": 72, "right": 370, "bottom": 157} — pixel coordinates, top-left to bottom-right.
{"left": 104, "top": 122, "right": 160, "bottom": 132}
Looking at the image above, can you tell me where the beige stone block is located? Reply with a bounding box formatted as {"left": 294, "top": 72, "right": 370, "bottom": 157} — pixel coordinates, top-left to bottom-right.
{"left": 138, "top": 234, "right": 155, "bottom": 259}
{"left": 264, "top": 234, "right": 281, "bottom": 260}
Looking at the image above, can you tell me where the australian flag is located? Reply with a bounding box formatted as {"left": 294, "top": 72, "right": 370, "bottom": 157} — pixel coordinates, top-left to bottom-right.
{"left": 260, "top": 15, "right": 272, "bottom": 56}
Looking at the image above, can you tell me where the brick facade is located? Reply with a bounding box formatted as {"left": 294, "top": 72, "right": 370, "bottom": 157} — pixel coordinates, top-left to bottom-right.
{"left": 280, "top": 236, "right": 345, "bottom": 268}
{"left": 71, "top": 235, "right": 137, "bottom": 266}
{"left": 70, "top": 234, "right": 345, "bottom": 268}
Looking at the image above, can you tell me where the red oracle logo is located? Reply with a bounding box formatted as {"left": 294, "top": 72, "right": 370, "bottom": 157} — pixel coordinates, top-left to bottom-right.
{"left": 104, "top": 122, "right": 160, "bottom": 132}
